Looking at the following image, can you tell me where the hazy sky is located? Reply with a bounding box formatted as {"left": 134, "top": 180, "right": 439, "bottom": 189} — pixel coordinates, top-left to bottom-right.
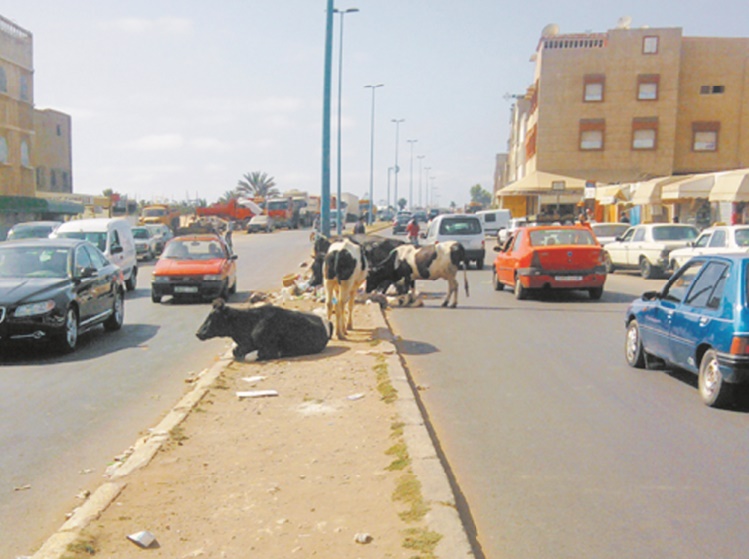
{"left": 4, "top": 0, "right": 747, "bottom": 207}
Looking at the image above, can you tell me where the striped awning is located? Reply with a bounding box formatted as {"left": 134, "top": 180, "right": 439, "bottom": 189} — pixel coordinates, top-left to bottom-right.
{"left": 661, "top": 174, "right": 713, "bottom": 201}
{"left": 630, "top": 176, "right": 691, "bottom": 205}
{"left": 708, "top": 169, "right": 749, "bottom": 202}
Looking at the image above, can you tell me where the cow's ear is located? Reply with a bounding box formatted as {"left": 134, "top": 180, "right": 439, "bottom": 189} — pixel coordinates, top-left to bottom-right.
{"left": 212, "top": 298, "right": 226, "bottom": 310}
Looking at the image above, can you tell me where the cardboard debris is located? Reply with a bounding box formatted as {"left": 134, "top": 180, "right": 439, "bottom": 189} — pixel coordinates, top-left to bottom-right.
{"left": 236, "top": 390, "right": 279, "bottom": 399}
{"left": 241, "top": 376, "right": 266, "bottom": 384}
{"left": 347, "top": 393, "right": 365, "bottom": 401}
{"left": 127, "top": 530, "right": 158, "bottom": 548}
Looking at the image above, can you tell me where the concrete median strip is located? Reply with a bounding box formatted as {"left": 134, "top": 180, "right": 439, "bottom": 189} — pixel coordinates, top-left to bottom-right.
{"left": 32, "top": 297, "right": 473, "bottom": 558}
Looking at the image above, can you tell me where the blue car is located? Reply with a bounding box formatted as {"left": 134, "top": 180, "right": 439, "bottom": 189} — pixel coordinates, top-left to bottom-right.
{"left": 625, "top": 253, "right": 749, "bottom": 407}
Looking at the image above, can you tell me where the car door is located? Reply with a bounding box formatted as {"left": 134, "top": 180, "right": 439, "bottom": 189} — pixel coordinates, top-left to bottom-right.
{"left": 496, "top": 230, "right": 524, "bottom": 285}
{"left": 627, "top": 226, "right": 647, "bottom": 266}
{"left": 606, "top": 227, "right": 634, "bottom": 266}
{"left": 85, "top": 245, "right": 117, "bottom": 315}
{"left": 73, "top": 245, "right": 105, "bottom": 322}
{"left": 668, "top": 260, "right": 730, "bottom": 371}
{"left": 639, "top": 260, "right": 705, "bottom": 361}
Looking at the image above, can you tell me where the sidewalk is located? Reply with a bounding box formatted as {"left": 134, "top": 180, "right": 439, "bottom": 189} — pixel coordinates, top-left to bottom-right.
{"left": 32, "top": 295, "right": 473, "bottom": 558}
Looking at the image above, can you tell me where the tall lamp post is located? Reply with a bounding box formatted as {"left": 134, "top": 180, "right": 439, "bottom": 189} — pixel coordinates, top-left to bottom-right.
{"left": 391, "top": 118, "right": 404, "bottom": 210}
{"left": 387, "top": 166, "right": 394, "bottom": 212}
{"left": 406, "top": 139, "right": 417, "bottom": 209}
{"left": 365, "top": 83, "right": 384, "bottom": 225}
{"left": 417, "top": 155, "right": 425, "bottom": 207}
{"left": 320, "top": 0, "right": 335, "bottom": 238}
{"left": 334, "top": 7, "right": 359, "bottom": 234}
{"left": 424, "top": 166, "right": 431, "bottom": 207}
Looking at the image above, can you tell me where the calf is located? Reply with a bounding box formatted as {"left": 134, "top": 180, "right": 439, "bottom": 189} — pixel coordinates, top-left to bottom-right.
{"left": 366, "top": 241, "right": 469, "bottom": 308}
{"left": 323, "top": 238, "right": 368, "bottom": 339}
{"left": 196, "top": 299, "right": 332, "bottom": 361}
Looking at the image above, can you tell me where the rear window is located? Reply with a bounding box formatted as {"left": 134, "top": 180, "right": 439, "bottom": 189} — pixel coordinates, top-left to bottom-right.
{"left": 652, "top": 226, "right": 698, "bottom": 241}
{"left": 735, "top": 228, "right": 749, "bottom": 247}
{"left": 438, "top": 218, "right": 481, "bottom": 235}
{"left": 528, "top": 228, "right": 596, "bottom": 246}
{"left": 592, "top": 224, "right": 629, "bottom": 238}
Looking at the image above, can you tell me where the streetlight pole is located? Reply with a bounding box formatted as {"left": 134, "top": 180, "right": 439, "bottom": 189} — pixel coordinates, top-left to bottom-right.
{"left": 365, "top": 83, "right": 384, "bottom": 225}
{"left": 391, "top": 118, "right": 404, "bottom": 211}
{"left": 406, "top": 139, "right": 417, "bottom": 209}
{"left": 424, "top": 166, "right": 431, "bottom": 207}
{"left": 320, "top": 0, "right": 335, "bottom": 238}
{"left": 387, "top": 166, "right": 393, "bottom": 212}
{"left": 335, "top": 7, "right": 359, "bottom": 235}
{"left": 417, "top": 155, "right": 425, "bottom": 207}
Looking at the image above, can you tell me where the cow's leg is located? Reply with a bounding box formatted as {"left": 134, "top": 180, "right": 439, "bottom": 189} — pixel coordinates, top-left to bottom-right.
{"left": 336, "top": 293, "right": 347, "bottom": 339}
{"left": 346, "top": 285, "right": 356, "bottom": 330}
{"left": 443, "top": 276, "right": 458, "bottom": 308}
{"left": 324, "top": 280, "right": 335, "bottom": 324}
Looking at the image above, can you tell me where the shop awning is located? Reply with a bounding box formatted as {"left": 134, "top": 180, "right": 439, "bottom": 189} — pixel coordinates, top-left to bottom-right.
{"left": 497, "top": 171, "right": 587, "bottom": 196}
{"left": 708, "top": 169, "right": 749, "bottom": 202}
{"left": 630, "top": 176, "right": 690, "bottom": 205}
{"left": 595, "top": 184, "right": 628, "bottom": 205}
{"left": 661, "top": 174, "right": 712, "bottom": 201}
{"left": 0, "top": 195, "right": 83, "bottom": 215}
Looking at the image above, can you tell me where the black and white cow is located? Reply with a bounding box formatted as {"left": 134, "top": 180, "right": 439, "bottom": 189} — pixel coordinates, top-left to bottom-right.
{"left": 310, "top": 233, "right": 404, "bottom": 288}
{"left": 196, "top": 299, "right": 332, "bottom": 360}
{"left": 366, "top": 241, "right": 470, "bottom": 308}
{"left": 323, "top": 238, "right": 368, "bottom": 339}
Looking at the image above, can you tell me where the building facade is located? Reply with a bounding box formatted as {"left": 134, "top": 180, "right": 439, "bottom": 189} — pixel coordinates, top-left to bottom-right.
{"left": 34, "top": 108, "right": 72, "bottom": 193}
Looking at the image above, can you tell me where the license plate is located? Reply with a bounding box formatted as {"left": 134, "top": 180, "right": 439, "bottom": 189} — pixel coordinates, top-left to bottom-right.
{"left": 556, "top": 275, "right": 583, "bottom": 282}
{"left": 174, "top": 286, "right": 199, "bottom": 293}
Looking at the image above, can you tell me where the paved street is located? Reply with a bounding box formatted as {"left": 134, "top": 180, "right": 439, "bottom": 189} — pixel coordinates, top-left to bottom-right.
{"left": 387, "top": 244, "right": 749, "bottom": 559}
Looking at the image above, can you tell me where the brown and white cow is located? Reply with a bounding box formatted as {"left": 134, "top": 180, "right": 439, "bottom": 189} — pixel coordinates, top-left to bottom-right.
{"left": 366, "top": 241, "right": 469, "bottom": 308}
{"left": 323, "top": 238, "right": 368, "bottom": 339}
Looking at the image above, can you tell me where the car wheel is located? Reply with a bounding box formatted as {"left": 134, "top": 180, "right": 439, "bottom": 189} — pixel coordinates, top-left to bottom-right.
{"left": 229, "top": 276, "right": 237, "bottom": 294}
{"left": 588, "top": 287, "right": 603, "bottom": 300}
{"left": 57, "top": 306, "right": 79, "bottom": 353}
{"left": 492, "top": 269, "right": 503, "bottom": 291}
{"left": 625, "top": 319, "right": 646, "bottom": 368}
{"left": 604, "top": 252, "right": 615, "bottom": 273}
{"left": 514, "top": 277, "right": 527, "bottom": 300}
{"left": 125, "top": 267, "right": 138, "bottom": 291}
{"left": 151, "top": 289, "right": 161, "bottom": 303}
{"left": 699, "top": 349, "right": 733, "bottom": 408}
{"left": 640, "top": 258, "right": 657, "bottom": 279}
{"left": 103, "top": 289, "right": 124, "bottom": 331}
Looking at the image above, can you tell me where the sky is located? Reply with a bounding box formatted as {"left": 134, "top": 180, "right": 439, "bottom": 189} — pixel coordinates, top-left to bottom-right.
{"left": 4, "top": 0, "right": 748, "bottom": 208}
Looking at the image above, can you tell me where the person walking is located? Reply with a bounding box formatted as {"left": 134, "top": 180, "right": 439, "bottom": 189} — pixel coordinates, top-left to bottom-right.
{"left": 353, "top": 216, "right": 366, "bottom": 235}
{"left": 406, "top": 218, "right": 420, "bottom": 246}
{"left": 224, "top": 220, "right": 234, "bottom": 253}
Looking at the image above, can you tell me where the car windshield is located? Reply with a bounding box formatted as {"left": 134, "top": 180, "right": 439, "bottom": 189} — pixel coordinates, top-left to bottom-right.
{"left": 8, "top": 225, "right": 54, "bottom": 240}
{"left": 0, "top": 246, "right": 70, "bottom": 278}
{"left": 592, "top": 224, "right": 630, "bottom": 238}
{"left": 143, "top": 208, "right": 166, "bottom": 217}
{"left": 438, "top": 218, "right": 481, "bottom": 235}
{"left": 652, "top": 226, "right": 698, "bottom": 241}
{"left": 132, "top": 228, "right": 150, "bottom": 239}
{"left": 529, "top": 228, "right": 596, "bottom": 246}
{"left": 734, "top": 228, "right": 749, "bottom": 247}
{"left": 56, "top": 231, "right": 107, "bottom": 252}
{"left": 164, "top": 240, "right": 225, "bottom": 260}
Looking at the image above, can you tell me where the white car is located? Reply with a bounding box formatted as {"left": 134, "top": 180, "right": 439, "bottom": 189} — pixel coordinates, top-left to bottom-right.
{"left": 589, "top": 222, "right": 631, "bottom": 246}
{"left": 423, "top": 214, "right": 485, "bottom": 269}
{"left": 497, "top": 217, "right": 528, "bottom": 245}
{"left": 603, "top": 223, "right": 699, "bottom": 279}
{"left": 145, "top": 223, "right": 173, "bottom": 254}
{"left": 669, "top": 225, "right": 749, "bottom": 272}
{"left": 131, "top": 226, "right": 160, "bottom": 260}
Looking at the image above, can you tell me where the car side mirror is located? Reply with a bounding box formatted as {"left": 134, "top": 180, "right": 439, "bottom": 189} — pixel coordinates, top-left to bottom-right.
{"left": 78, "top": 267, "right": 98, "bottom": 279}
{"left": 642, "top": 290, "right": 660, "bottom": 301}
{"left": 615, "top": 236, "right": 623, "bottom": 242}
{"left": 230, "top": 254, "right": 238, "bottom": 261}
{"left": 493, "top": 245, "right": 502, "bottom": 252}
{"left": 111, "top": 246, "right": 123, "bottom": 255}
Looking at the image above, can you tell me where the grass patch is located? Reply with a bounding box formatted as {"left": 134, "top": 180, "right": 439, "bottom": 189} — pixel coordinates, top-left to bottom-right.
{"left": 62, "top": 536, "right": 98, "bottom": 558}
{"left": 375, "top": 357, "right": 397, "bottom": 404}
{"left": 391, "top": 421, "right": 405, "bottom": 438}
{"left": 402, "top": 527, "right": 442, "bottom": 558}
{"left": 213, "top": 375, "right": 230, "bottom": 390}
{"left": 385, "top": 441, "right": 410, "bottom": 471}
{"left": 393, "top": 472, "right": 429, "bottom": 522}
{"left": 171, "top": 425, "right": 188, "bottom": 444}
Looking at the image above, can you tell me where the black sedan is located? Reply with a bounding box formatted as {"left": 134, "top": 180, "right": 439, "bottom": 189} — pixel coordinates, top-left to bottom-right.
{"left": 0, "top": 238, "right": 125, "bottom": 353}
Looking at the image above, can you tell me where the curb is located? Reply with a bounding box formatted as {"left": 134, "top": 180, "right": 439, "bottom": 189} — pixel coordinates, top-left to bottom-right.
{"left": 31, "top": 302, "right": 473, "bottom": 559}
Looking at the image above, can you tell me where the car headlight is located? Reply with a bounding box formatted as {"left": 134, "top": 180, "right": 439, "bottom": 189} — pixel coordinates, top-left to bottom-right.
{"left": 152, "top": 275, "right": 170, "bottom": 283}
{"left": 203, "top": 274, "right": 223, "bottom": 281}
{"left": 14, "top": 300, "right": 56, "bottom": 318}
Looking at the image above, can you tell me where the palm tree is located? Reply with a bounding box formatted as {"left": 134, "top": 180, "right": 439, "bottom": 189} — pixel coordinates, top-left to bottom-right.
{"left": 237, "top": 171, "right": 279, "bottom": 199}
{"left": 218, "top": 190, "right": 239, "bottom": 203}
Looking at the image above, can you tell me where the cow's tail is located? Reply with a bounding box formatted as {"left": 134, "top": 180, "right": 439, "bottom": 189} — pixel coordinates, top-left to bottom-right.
{"left": 463, "top": 259, "right": 470, "bottom": 297}
{"left": 449, "top": 242, "right": 470, "bottom": 298}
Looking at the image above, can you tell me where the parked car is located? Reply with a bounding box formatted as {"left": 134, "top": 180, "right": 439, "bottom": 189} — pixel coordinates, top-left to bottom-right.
{"left": 589, "top": 222, "right": 631, "bottom": 246}
{"left": 151, "top": 234, "right": 237, "bottom": 303}
{"left": 247, "top": 215, "right": 275, "bottom": 233}
{"left": 145, "top": 223, "right": 173, "bottom": 254}
{"left": 6, "top": 221, "right": 62, "bottom": 241}
{"left": 392, "top": 213, "right": 411, "bottom": 235}
{"left": 625, "top": 253, "right": 749, "bottom": 407}
{"left": 492, "top": 225, "right": 606, "bottom": 300}
{"left": 423, "top": 214, "right": 486, "bottom": 269}
{"left": 603, "top": 223, "right": 699, "bottom": 279}
{"left": 668, "top": 225, "right": 749, "bottom": 272}
{"left": 497, "top": 217, "right": 528, "bottom": 245}
{"left": 131, "top": 226, "right": 160, "bottom": 260}
{"left": 52, "top": 218, "right": 139, "bottom": 291}
{"left": 0, "top": 238, "right": 125, "bottom": 353}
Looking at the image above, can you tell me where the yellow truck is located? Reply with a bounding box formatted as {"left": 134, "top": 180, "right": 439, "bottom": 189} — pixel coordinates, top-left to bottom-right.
{"left": 138, "top": 204, "right": 180, "bottom": 231}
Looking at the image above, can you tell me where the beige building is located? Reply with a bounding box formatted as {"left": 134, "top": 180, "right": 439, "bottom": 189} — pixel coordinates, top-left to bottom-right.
{"left": 34, "top": 108, "right": 72, "bottom": 193}
{"left": 499, "top": 21, "right": 749, "bottom": 225}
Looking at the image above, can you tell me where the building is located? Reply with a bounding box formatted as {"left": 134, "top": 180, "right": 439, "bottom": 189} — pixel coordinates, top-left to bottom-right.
{"left": 34, "top": 108, "right": 72, "bottom": 194}
{"left": 498, "top": 20, "right": 749, "bottom": 226}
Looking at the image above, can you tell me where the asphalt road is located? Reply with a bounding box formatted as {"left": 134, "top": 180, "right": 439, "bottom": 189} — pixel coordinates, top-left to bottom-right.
{"left": 386, "top": 241, "right": 749, "bottom": 559}
{"left": 0, "top": 229, "right": 313, "bottom": 557}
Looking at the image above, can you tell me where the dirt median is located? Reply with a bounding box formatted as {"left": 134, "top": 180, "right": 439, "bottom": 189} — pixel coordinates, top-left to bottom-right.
{"left": 33, "top": 292, "right": 472, "bottom": 559}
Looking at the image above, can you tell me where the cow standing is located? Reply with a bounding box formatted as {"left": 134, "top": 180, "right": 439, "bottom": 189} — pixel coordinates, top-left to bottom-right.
{"left": 310, "top": 233, "right": 404, "bottom": 288}
{"left": 366, "top": 241, "right": 470, "bottom": 308}
{"left": 323, "top": 238, "right": 368, "bottom": 339}
{"left": 196, "top": 299, "right": 332, "bottom": 360}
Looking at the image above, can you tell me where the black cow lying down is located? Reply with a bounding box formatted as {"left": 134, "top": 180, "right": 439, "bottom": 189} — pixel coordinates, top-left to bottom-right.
{"left": 196, "top": 299, "right": 333, "bottom": 361}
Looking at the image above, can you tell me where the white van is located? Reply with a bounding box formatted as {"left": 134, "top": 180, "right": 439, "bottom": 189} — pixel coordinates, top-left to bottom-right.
{"left": 52, "top": 218, "right": 138, "bottom": 291}
{"left": 475, "top": 209, "right": 511, "bottom": 235}
{"left": 423, "top": 214, "right": 486, "bottom": 269}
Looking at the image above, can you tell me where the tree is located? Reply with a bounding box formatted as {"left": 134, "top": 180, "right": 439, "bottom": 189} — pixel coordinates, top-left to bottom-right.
{"left": 398, "top": 198, "right": 407, "bottom": 211}
{"left": 237, "top": 171, "right": 279, "bottom": 199}
{"left": 218, "top": 190, "right": 239, "bottom": 203}
{"left": 470, "top": 184, "right": 492, "bottom": 208}
{"left": 449, "top": 201, "right": 457, "bottom": 211}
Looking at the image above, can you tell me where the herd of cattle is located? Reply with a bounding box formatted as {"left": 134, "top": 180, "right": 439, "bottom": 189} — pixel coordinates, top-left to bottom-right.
{"left": 195, "top": 233, "right": 471, "bottom": 360}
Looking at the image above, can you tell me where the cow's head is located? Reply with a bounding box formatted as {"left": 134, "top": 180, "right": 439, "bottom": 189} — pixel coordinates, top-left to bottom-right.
{"left": 310, "top": 234, "right": 333, "bottom": 287}
{"left": 365, "top": 250, "right": 400, "bottom": 293}
{"left": 196, "top": 298, "right": 231, "bottom": 340}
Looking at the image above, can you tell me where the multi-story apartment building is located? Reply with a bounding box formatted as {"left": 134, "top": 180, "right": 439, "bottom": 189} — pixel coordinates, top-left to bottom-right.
{"left": 499, "top": 21, "right": 749, "bottom": 225}
{"left": 34, "top": 108, "right": 72, "bottom": 194}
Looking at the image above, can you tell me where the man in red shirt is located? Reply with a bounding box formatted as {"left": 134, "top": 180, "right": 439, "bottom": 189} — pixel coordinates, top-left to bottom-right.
{"left": 406, "top": 218, "right": 420, "bottom": 246}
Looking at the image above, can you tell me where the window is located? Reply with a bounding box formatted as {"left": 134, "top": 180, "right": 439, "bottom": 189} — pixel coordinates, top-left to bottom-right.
{"left": 579, "top": 119, "right": 605, "bottom": 151}
{"left": 637, "top": 74, "right": 659, "bottom": 100}
{"left": 643, "top": 36, "right": 659, "bottom": 54}
{"left": 583, "top": 74, "right": 605, "bottom": 102}
{"left": 632, "top": 228, "right": 646, "bottom": 242}
{"left": 685, "top": 262, "right": 728, "bottom": 309}
{"left": 0, "top": 136, "right": 7, "bottom": 164}
{"left": 692, "top": 122, "right": 720, "bottom": 152}
{"left": 694, "top": 232, "right": 712, "bottom": 248}
{"left": 56, "top": 124, "right": 62, "bottom": 136}
{"left": 75, "top": 246, "right": 93, "bottom": 276}
{"left": 664, "top": 261, "right": 703, "bottom": 302}
{"left": 708, "top": 229, "right": 727, "bottom": 248}
{"left": 632, "top": 117, "right": 658, "bottom": 150}
{"left": 0, "top": 67, "right": 6, "bottom": 93}
{"left": 20, "top": 140, "right": 30, "bottom": 167}
{"left": 20, "top": 74, "right": 29, "bottom": 101}
{"left": 700, "top": 85, "right": 725, "bottom": 95}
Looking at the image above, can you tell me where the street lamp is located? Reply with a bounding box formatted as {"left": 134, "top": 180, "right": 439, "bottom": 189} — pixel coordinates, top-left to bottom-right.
{"left": 320, "top": 0, "right": 335, "bottom": 238}
{"left": 417, "top": 155, "right": 425, "bottom": 207}
{"left": 365, "top": 83, "right": 384, "bottom": 225}
{"left": 424, "top": 166, "right": 431, "bottom": 207}
{"left": 406, "top": 139, "right": 417, "bottom": 209}
{"left": 387, "top": 166, "right": 394, "bottom": 212}
{"left": 334, "top": 7, "right": 359, "bottom": 234}
{"left": 391, "top": 118, "right": 404, "bottom": 210}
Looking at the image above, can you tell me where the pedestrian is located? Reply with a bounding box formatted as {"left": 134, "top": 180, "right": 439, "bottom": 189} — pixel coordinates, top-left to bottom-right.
{"left": 620, "top": 211, "right": 630, "bottom": 223}
{"left": 224, "top": 220, "right": 234, "bottom": 253}
{"left": 406, "top": 218, "right": 420, "bottom": 246}
{"left": 353, "top": 215, "right": 366, "bottom": 235}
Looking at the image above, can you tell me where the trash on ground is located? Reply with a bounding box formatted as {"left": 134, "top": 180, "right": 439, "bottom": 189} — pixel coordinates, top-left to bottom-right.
{"left": 127, "top": 530, "right": 158, "bottom": 548}
{"left": 13, "top": 484, "right": 31, "bottom": 492}
{"left": 75, "top": 490, "right": 91, "bottom": 500}
{"left": 241, "top": 375, "right": 266, "bottom": 384}
{"left": 354, "top": 532, "right": 373, "bottom": 544}
{"left": 236, "top": 390, "right": 279, "bottom": 399}
{"left": 347, "top": 393, "right": 365, "bottom": 401}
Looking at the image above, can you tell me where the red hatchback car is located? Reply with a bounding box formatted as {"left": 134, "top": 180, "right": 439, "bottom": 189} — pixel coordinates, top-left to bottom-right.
{"left": 492, "top": 225, "right": 607, "bottom": 300}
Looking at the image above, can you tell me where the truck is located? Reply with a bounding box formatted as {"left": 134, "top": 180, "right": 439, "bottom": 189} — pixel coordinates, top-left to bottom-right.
{"left": 341, "top": 193, "right": 359, "bottom": 223}
{"left": 196, "top": 198, "right": 256, "bottom": 227}
{"left": 285, "top": 190, "right": 312, "bottom": 228}
{"left": 139, "top": 204, "right": 181, "bottom": 231}
{"left": 266, "top": 196, "right": 296, "bottom": 229}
